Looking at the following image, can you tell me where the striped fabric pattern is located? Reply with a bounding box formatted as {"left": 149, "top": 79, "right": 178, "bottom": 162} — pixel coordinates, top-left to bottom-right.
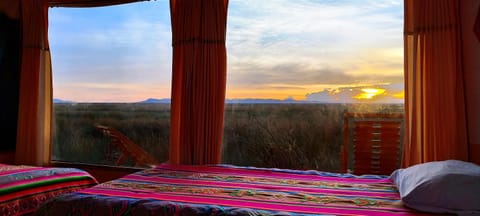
{"left": 0, "top": 164, "right": 98, "bottom": 215}
{"left": 37, "top": 164, "right": 434, "bottom": 216}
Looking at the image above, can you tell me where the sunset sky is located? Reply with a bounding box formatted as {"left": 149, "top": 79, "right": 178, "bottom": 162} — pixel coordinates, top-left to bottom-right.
{"left": 49, "top": 0, "right": 404, "bottom": 103}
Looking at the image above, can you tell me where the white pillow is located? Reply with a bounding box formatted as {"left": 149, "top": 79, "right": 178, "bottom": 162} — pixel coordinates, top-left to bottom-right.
{"left": 390, "top": 160, "right": 480, "bottom": 215}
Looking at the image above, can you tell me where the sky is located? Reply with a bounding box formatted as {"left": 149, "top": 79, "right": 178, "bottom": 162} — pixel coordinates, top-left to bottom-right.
{"left": 49, "top": 0, "right": 404, "bottom": 103}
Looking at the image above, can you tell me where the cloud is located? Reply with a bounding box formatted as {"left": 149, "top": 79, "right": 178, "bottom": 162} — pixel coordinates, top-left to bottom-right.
{"left": 54, "top": 82, "right": 171, "bottom": 103}
{"left": 228, "top": 62, "right": 403, "bottom": 87}
{"left": 49, "top": 1, "right": 172, "bottom": 97}
{"left": 226, "top": 0, "right": 404, "bottom": 99}
{"left": 49, "top": 0, "right": 403, "bottom": 102}
{"left": 305, "top": 84, "right": 404, "bottom": 103}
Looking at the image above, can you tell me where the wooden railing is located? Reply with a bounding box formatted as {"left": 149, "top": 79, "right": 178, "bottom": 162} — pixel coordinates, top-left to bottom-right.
{"left": 341, "top": 113, "right": 404, "bottom": 175}
{"left": 95, "top": 124, "right": 159, "bottom": 167}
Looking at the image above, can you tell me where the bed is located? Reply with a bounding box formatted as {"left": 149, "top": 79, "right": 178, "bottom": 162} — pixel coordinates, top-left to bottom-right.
{"left": 0, "top": 163, "right": 98, "bottom": 215}
{"left": 36, "top": 164, "right": 436, "bottom": 216}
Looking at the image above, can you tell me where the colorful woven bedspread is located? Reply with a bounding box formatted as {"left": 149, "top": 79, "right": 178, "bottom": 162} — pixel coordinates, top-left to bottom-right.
{"left": 0, "top": 164, "right": 98, "bottom": 215}
{"left": 37, "top": 164, "right": 432, "bottom": 216}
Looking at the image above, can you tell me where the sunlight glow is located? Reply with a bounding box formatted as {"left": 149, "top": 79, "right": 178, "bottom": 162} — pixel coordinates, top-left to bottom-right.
{"left": 353, "top": 88, "right": 386, "bottom": 100}
{"left": 393, "top": 91, "right": 405, "bottom": 99}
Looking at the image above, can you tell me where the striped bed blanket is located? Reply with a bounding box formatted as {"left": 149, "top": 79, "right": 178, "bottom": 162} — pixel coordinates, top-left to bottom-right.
{"left": 37, "top": 164, "right": 432, "bottom": 216}
{"left": 0, "top": 164, "right": 97, "bottom": 215}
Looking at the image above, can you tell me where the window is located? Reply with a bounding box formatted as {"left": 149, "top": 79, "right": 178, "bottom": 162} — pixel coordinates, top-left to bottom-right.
{"left": 222, "top": 0, "right": 404, "bottom": 171}
{"left": 49, "top": 1, "right": 172, "bottom": 167}
{"left": 50, "top": 0, "right": 404, "bottom": 170}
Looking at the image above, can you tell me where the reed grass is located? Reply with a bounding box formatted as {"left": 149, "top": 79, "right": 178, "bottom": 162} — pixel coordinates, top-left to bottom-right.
{"left": 53, "top": 103, "right": 403, "bottom": 170}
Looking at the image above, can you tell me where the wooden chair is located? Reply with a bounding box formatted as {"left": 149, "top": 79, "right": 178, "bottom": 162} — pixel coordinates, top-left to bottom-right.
{"left": 341, "top": 113, "right": 404, "bottom": 175}
{"left": 95, "top": 124, "right": 159, "bottom": 167}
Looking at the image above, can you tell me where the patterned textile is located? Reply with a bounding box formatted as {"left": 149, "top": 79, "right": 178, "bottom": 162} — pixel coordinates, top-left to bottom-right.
{"left": 0, "top": 164, "right": 98, "bottom": 216}
{"left": 37, "top": 164, "right": 433, "bottom": 216}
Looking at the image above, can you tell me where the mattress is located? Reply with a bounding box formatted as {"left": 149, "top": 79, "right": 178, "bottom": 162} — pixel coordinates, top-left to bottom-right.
{"left": 37, "top": 164, "right": 433, "bottom": 215}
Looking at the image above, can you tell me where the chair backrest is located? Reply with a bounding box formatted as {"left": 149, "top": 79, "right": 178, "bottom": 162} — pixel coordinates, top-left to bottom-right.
{"left": 342, "top": 113, "right": 404, "bottom": 175}
{"left": 95, "top": 124, "right": 159, "bottom": 167}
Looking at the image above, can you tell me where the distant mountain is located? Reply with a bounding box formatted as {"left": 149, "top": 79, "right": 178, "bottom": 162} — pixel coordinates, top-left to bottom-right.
{"left": 226, "top": 98, "right": 307, "bottom": 104}
{"left": 139, "top": 98, "right": 309, "bottom": 104}
{"left": 138, "top": 98, "right": 171, "bottom": 103}
{"left": 136, "top": 98, "right": 310, "bottom": 104}
{"left": 53, "top": 97, "right": 401, "bottom": 104}
{"left": 54, "top": 98, "right": 311, "bottom": 104}
{"left": 53, "top": 98, "right": 74, "bottom": 103}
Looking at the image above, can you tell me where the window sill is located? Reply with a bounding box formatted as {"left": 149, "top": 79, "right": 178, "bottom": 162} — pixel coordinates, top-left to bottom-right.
{"left": 51, "top": 161, "right": 144, "bottom": 183}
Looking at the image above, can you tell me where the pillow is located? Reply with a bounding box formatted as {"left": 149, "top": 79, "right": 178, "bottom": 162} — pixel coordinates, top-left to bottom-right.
{"left": 390, "top": 160, "right": 480, "bottom": 215}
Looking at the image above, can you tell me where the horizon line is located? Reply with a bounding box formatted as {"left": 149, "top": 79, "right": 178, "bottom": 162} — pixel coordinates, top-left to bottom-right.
{"left": 53, "top": 97, "right": 404, "bottom": 104}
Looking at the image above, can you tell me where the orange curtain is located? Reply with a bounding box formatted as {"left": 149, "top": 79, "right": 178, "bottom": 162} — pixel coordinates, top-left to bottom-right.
{"left": 0, "top": 0, "right": 20, "bottom": 19}
{"left": 169, "top": 0, "right": 229, "bottom": 165}
{"left": 403, "top": 0, "right": 469, "bottom": 167}
{"left": 475, "top": 5, "right": 480, "bottom": 41}
{"left": 15, "top": 0, "right": 53, "bottom": 166}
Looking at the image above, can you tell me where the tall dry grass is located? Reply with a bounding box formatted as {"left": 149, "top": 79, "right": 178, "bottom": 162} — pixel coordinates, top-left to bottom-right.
{"left": 222, "top": 104, "right": 347, "bottom": 171}
{"left": 53, "top": 103, "right": 170, "bottom": 166}
{"left": 53, "top": 103, "right": 403, "bottom": 170}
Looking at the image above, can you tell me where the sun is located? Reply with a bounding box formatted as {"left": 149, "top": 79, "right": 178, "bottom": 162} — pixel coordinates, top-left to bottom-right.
{"left": 353, "top": 88, "right": 386, "bottom": 100}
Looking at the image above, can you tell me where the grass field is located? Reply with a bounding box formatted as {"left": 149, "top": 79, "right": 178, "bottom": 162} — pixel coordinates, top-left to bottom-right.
{"left": 53, "top": 103, "right": 403, "bottom": 171}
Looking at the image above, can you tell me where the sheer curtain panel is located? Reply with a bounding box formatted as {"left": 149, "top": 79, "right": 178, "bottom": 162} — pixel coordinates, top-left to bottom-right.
{"left": 169, "top": 0, "right": 229, "bottom": 165}
{"left": 15, "top": 0, "right": 52, "bottom": 166}
{"left": 403, "top": 0, "right": 469, "bottom": 167}
{"left": 475, "top": 6, "right": 480, "bottom": 41}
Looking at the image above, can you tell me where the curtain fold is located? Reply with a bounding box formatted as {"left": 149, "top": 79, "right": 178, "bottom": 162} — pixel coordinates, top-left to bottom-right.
{"left": 15, "top": 0, "right": 53, "bottom": 166}
{"left": 403, "top": 0, "right": 469, "bottom": 167}
{"left": 0, "top": 0, "right": 20, "bottom": 19}
{"left": 169, "top": 0, "right": 229, "bottom": 165}
{"left": 475, "top": 5, "right": 480, "bottom": 42}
